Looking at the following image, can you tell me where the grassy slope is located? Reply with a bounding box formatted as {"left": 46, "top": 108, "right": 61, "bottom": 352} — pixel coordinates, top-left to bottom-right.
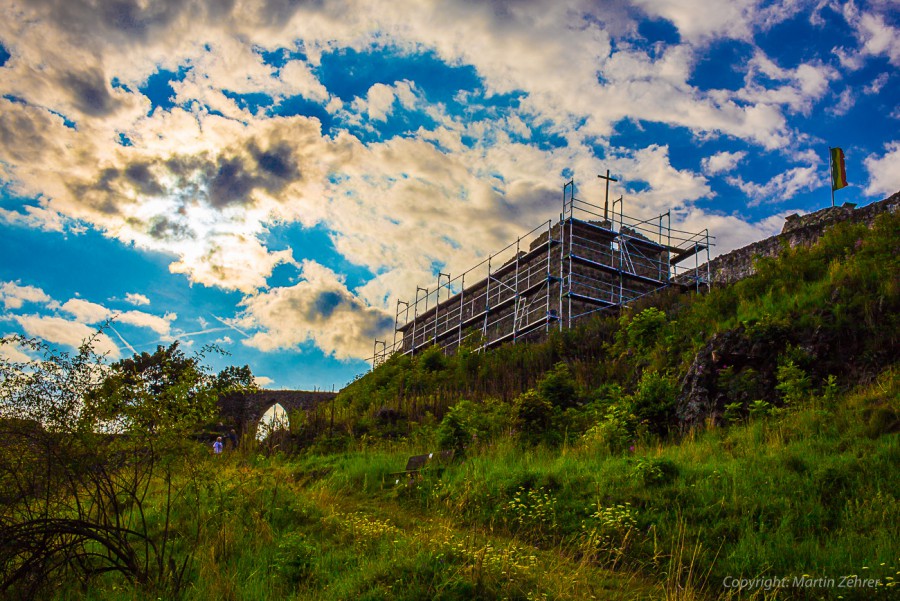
{"left": 54, "top": 213, "right": 899, "bottom": 601}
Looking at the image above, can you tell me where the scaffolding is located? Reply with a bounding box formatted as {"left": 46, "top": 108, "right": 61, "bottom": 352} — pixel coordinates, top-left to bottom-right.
{"left": 371, "top": 178, "right": 713, "bottom": 368}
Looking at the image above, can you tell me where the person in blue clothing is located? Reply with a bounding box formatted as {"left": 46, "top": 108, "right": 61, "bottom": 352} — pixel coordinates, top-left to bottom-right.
{"left": 213, "top": 437, "right": 223, "bottom": 454}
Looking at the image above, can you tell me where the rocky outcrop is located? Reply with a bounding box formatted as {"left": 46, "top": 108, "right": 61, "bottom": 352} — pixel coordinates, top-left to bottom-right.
{"left": 677, "top": 327, "right": 781, "bottom": 426}
{"left": 676, "top": 315, "right": 851, "bottom": 428}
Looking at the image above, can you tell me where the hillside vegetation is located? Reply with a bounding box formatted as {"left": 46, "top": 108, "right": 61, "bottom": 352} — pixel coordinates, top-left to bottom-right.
{"left": 1, "top": 211, "right": 898, "bottom": 600}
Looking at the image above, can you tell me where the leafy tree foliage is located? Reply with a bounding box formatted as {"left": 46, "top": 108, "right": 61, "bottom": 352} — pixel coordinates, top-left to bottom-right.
{"left": 0, "top": 335, "right": 223, "bottom": 599}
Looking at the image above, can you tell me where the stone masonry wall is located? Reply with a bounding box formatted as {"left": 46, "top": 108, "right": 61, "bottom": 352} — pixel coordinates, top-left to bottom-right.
{"left": 684, "top": 192, "right": 899, "bottom": 286}
{"left": 398, "top": 218, "right": 668, "bottom": 353}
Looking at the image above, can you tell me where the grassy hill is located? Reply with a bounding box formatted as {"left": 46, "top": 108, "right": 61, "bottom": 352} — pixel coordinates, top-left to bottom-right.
{"left": 5, "top": 210, "right": 898, "bottom": 600}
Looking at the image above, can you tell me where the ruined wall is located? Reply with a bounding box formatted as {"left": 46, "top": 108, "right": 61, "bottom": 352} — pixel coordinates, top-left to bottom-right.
{"left": 685, "top": 193, "right": 899, "bottom": 286}
{"left": 398, "top": 218, "right": 669, "bottom": 354}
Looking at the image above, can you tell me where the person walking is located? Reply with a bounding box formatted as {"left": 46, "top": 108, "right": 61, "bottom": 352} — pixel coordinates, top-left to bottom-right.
{"left": 213, "top": 436, "right": 223, "bottom": 455}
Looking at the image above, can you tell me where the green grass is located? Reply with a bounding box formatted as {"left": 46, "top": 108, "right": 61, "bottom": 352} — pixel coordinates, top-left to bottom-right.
{"left": 31, "top": 211, "right": 900, "bottom": 600}
{"left": 49, "top": 365, "right": 898, "bottom": 600}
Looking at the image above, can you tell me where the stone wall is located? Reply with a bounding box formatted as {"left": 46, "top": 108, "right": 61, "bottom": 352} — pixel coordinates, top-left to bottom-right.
{"left": 684, "top": 192, "right": 899, "bottom": 286}
{"left": 397, "top": 217, "right": 669, "bottom": 354}
{"left": 218, "top": 389, "right": 337, "bottom": 434}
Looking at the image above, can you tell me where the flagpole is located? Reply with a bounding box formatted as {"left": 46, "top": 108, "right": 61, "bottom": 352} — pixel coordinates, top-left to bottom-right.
{"left": 828, "top": 146, "right": 835, "bottom": 208}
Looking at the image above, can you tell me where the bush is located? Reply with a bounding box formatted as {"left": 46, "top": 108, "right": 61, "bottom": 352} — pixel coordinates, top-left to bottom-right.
{"left": 628, "top": 370, "right": 678, "bottom": 435}
{"left": 537, "top": 362, "right": 578, "bottom": 409}
{"left": 632, "top": 457, "right": 679, "bottom": 487}
{"left": 582, "top": 403, "right": 638, "bottom": 454}
{"left": 437, "top": 399, "right": 515, "bottom": 452}
{"left": 418, "top": 345, "right": 447, "bottom": 372}
{"left": 514, "top": 390, "right": 556, "bottom": 445}
{"left": 775, "top": 358, "right": 811, "bottom": 405}
{"left": 622, "top": 307, "right": 667, "bottom": 352}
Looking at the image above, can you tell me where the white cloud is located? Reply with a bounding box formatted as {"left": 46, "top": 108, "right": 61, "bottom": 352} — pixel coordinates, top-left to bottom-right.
{"left": 60, "top": 298, "right": 111, "bottom": 323}
{"left": 0, "top": 336, "right": 33, "bottom": 363}
{"left": 254, "top": 375, "right": 274, "bottom": 388}
{"left": 827, "top": 88, "right": 855, "bottom": 116}
{"left": 118, "top": 311, "right": 177, "bottom": 336}
{"left": 631, "top": 0, "right": 802, "bottom": 43}
{"left": 736, "top": 52, "right": 834, "bottom": 115}
{"left": 12, "top": 314, "right": 120, "bottom": 358}
{"left": 864, "top": 72, "right": 890, "bottom": 95}
{"left": 864, "top": 141, "right": 900, "bottom": 197}
{"left": 59, "top": 297, "right": 176, "bottom": 336}
{"left": 835, "top": 1, "right": 900, "bottom": 69}
{"left": 0, "top": 202, "right": 68, "bottom": 232}
{"left": 124, "top": 292, "right": 150, "bottom": 306}
{"left": 238, "top": 260, "right": 393, "bottom": 360}
{"left": 1, "top": 281, "right": 53, "bottom": 310}
{"left": 727, "top": 163, "right": 820, "bottom": 204}
{"left": 702, "top": 151, "right": 747, "bottom": 175}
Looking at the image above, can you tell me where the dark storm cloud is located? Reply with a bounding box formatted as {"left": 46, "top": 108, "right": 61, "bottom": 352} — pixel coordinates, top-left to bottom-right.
{"left": 255, "top": 0, "right": 328, "bottom": 26}
{"left": 207, "top": 142, "right": 301, "bottom": 208}
{"left": 0, "top": 100, "right": 55, "bottom": 163}
{"left": 310, "top": 290, "right": 344, "bottom": 319}
{"left": 208, "top": 155, "right": 258, "bottom": 208}
{"left": 250, "top": 142, "right": 300, "bottom": 180}
{"left": 147, "top": 215, "right": 193, "bottom": 240}
{"left": 124, "top": 162, "right": 165, "bottom": 196}
{"left": 62, "top": 69, "right": 117, "bottom": 117}
{"left": 361, "top": 313, "right": 395, "bottom": 339}
{"left": 21, "top": 0, "right": 234, "bottom": 44}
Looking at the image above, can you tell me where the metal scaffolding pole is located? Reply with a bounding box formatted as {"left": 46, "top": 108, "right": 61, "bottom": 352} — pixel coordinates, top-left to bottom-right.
{"left": 414, "top": 286, "right": 427, "bottom": 354}
{"left": 481, "top": 256, "right": 492, "bottom": 350}
{"left": 457, "top": 272, "right": 465, "bottom": 349}
{"left": 394, "top": 299, "right": 409, "bottom": 353}
{"left": 513, "top": 236, "right": 521, "bottom": 341}
{"left": 435, "top": 272, "right": 450, "bottom": 348}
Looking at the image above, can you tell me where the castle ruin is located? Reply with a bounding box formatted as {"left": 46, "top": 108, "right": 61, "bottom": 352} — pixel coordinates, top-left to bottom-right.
{"left": 374, "top": 179, "right": 713, "bottom": 364}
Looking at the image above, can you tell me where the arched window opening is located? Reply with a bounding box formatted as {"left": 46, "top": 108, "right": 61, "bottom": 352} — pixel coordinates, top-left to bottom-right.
{"left": 256, "top": 403, "right": 289, "bottom": 441}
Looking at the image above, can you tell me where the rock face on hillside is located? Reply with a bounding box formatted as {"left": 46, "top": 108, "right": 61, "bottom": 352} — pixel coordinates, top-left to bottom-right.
{"left": 675, "top": 315, "right": 859, "bottom": 428}
{"left": 677, "top": 327, "right": 782, "bottom": 426}
{"left": 675, "top": 192, "right": 899, "bottom": 427}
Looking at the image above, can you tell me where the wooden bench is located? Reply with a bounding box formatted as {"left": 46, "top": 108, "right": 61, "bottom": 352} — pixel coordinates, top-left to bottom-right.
{"left": 391, "top": 450, "right": 456, "bottom": 485}
{"left": 391, "top": 453, "right": 430, "bottom": 484}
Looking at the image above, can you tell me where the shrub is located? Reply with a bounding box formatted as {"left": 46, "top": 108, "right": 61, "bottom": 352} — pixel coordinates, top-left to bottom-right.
{"left": 632, "top": 457, "right": 679, "bottom": 487}
{"left": 418, "top": 345, "right": 447, "bottom": 372}
{"left": 580, "top": 502, "right": 641, "bottom": 568}
{"left": 628, "top": 370, "right": 678, "bottom": 435}
{"left": 582, "top": 403, "right": 637, "bottom": 454}
{"left": 436, "top": 401, "right": 476, "bottom": 453}
{"left": 623, "top": 307, "right": 667, "bottom": 352}
{"left": 514, "top": 390, "right": 556, "bottom": 445}
{"left": 537, "top": 362, "right": 578, "bottom": 409}
{"left": 502, "top": 487, "right": 558, "bottom": 543}
{"left": 775, "top": 359, "right": 811, "bottom": 405}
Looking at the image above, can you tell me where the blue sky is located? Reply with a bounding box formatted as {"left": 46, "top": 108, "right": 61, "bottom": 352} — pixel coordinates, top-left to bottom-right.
{"left": 0, "top": 0, "right": 898, "bottom": 389}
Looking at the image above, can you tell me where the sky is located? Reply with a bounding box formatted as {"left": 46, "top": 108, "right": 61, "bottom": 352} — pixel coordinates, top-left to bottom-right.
{"left": 0, "top": 0, "right": 898, "bottom": 390}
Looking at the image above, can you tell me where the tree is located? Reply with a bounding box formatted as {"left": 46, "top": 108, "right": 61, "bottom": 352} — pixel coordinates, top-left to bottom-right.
{"left": 82, "top": 342, "right": 218, "bottom": 434}
{"left": 0, "top": 335, "right": 222, "bottom": 599}
{"left": 215, "top": 364, "right": 258, "bottom": 395}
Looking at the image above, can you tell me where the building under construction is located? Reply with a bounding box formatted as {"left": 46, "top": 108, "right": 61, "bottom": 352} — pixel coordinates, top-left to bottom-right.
{"left": 373, "top": 179, "right": 712, "bottom": 365}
